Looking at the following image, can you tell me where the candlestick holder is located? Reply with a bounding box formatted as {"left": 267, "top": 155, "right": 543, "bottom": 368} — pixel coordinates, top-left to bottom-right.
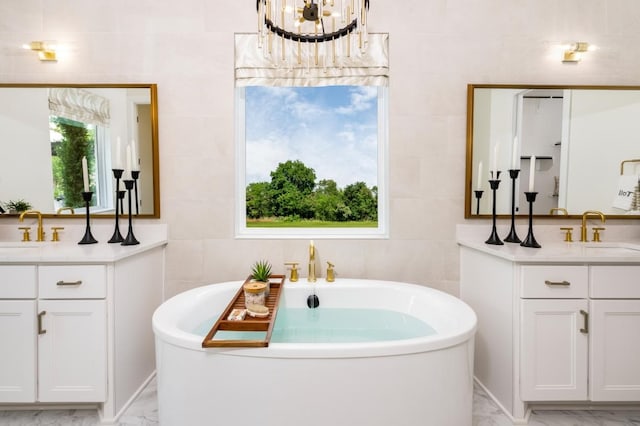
{"left": 485, "top": 177, "right": 504, "bottom": 245}
{"left": 108, "top": 170, "right": 125, "bottom": 243}
{"left": 122, "top": 180, "right": 139, "bottom": 246}
{"left": 474, "top": 190, "right": 484, "bottom": 215}
{"left": 504, "top": 169, "right": 521, "bottom": 243}
{"left": 520, "top": 191, "right": 541, "bottom": 248}
{"left": 112, "top": 168, "right": 124, "bottom": 215}
{"left": 131, "top": 170, "right": 140, "bottom": 215}
{"left": 78, "top": 191, "right": 98, "bottom": 245}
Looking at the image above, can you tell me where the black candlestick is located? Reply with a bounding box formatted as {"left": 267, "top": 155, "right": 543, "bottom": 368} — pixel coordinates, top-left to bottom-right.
{"left": 131, "top": 170, "right": 140, "bottom": 215}
{"left": 520, "top": 191, "right": 541, "bottom": 248}
{"left": 485, "top": 177, "right": 504, "bottom": 245}
{"left": 109, "top": 170, "right": 125, "bottom": 243}
{"left": 474, "top": 190, "right": 484, "bottom": 215}
{"left": 504, "top": 169, "right": 522, "bottom": 243}
{"left": 78, "top": 191, "right": 98, "bottom": 245}
{"left": 122, "top": 180, "right": 139, "bottom": 246}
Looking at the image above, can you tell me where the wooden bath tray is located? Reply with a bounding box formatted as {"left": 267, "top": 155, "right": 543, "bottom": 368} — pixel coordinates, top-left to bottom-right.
{"left": 201, "top": 275, "right": 285, "bottom": 348}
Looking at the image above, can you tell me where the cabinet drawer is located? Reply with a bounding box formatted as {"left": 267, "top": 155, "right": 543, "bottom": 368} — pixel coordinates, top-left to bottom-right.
{"left": 38, "top": 265, "right": 106, "bottom": 299}
{"left": 520, "top": 265, "right": 588, "bottom": 298}
{"left": 0, "top": 265, "right": 37, "bottom": 299}
{"left": 590, "top": 265, "right": 640, "bottom": 298}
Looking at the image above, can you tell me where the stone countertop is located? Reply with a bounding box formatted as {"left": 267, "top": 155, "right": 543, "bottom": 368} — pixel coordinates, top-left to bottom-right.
{"left": 0, "top": 224, "right": 167, "bottom": 263}
{"left": 457, "top": 224, "right": 640, "bottom": 263}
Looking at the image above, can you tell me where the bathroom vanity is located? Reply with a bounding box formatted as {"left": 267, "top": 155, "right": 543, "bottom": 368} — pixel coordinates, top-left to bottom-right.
{"left": 458, "top": 227, "right": 640, "bottom": 424}
{"left": 0, "top": 224, "right": 167, "bottom": 425}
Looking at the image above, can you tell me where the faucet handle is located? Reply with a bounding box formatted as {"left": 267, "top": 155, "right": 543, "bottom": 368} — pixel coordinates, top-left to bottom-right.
{"left": 326, "top": 261, "right": 335, "bottom": 283}
{"left": 284, "top": 262, "right": 299, "bottom": 282}
{"left": 18, "top": 227, "right": 31, "bottom": 242}
{"left": 51, "top": 227, "right": 64, "bottom": 242}
{"left": 560, "top": 227, "right": 573, "bottom": 242}
{"left": 592, "top": 227, "right": 605, "bottom": 242}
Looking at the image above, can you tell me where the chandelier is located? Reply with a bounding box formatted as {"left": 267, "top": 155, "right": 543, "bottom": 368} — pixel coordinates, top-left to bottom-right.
{"left": 256, "top": 0, "right": 370, "bottom": 68}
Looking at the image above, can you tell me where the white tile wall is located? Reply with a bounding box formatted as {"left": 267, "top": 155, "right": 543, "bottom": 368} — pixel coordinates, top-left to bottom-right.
{"left": 2, "top": 1, "right": 640, "bottom": 298}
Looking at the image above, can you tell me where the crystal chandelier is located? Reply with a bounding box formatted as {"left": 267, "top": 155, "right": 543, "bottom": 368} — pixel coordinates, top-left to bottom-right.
{"left": 256, "top": 0, "right": 370, "bottom": 68}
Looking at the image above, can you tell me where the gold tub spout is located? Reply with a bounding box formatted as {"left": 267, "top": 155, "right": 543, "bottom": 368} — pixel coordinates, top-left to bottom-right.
{"left": 18, "top": 210, "right": 45, "bottom": 242}
{"left": 308, "top": 240, "right": 316, "bottom": 282}
{"left": 550, "top": 207, "right": 568, "bottom": 216}
{"left": 581, "top": 210, "right": 606, "bottom": 242}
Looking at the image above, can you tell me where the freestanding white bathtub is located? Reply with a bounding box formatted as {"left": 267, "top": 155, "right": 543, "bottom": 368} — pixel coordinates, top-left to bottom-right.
{"left": 152, "top": 279, "right": 477, "bottom": 426}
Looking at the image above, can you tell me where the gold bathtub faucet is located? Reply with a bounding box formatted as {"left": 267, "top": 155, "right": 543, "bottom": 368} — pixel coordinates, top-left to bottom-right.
{"left": 308, "top": 240, "right": 316, "bottom": 282}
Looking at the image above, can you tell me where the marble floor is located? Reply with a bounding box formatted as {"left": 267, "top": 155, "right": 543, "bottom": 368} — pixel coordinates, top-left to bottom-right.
{"left": 1, "top": 377, "right": 639, "bottom": 425}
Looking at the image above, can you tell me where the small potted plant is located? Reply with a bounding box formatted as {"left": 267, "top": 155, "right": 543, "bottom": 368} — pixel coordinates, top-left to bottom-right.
{"left": 3, "top": 199, "right": 32, "bottom": 214}
{"left": 251, "top": 260, "right": 272, "bottom": 296}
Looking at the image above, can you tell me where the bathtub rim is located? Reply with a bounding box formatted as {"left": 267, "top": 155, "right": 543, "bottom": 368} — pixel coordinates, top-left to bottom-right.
{"left": 153, "top": 279, "right": 477, "bottom": 359}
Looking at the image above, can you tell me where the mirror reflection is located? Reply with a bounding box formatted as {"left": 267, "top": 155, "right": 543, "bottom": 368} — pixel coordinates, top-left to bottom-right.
{"left": 466, "top": 84, "right": 640, "bottom": 218}
{"left": 0, "top": 84, "right": 159, "bottom": 218}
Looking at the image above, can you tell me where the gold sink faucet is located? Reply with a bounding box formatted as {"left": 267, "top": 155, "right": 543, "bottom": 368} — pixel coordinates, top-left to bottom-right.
{"left": 308, "top": 240, "right": 316, "bottom": 282}
{"left": 56, "top": 207, "right": 75, "bottom": 215}
{"left": 18, "top": 210, "right": 45, "bottom": 242}
{"left": 580, "top": 210, "right": 605, "bottom": 242}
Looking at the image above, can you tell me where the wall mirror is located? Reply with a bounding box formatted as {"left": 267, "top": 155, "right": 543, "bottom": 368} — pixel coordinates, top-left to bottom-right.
{"left": 0, "top": 83, "right": 159, "bottom": 218}
{"left": 465, "top": 84, "right": 640, "bottom": 219}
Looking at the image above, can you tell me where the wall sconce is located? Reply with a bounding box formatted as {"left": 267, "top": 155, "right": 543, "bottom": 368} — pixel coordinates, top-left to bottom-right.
{"left": 23, "top": 41, "right": 57, "bottom": 62}
{"left": 562, "top": 42, "right": 594, "bottom": 63}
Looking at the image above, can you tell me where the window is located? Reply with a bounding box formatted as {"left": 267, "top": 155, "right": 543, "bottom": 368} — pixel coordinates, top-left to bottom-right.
{"left": 236, "top": 85, "right": 388, "bottom": 238}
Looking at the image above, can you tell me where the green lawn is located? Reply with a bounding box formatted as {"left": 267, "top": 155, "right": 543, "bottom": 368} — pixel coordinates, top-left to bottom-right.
{"left": 247, "top": 219, "right": 377, "bottom": 228}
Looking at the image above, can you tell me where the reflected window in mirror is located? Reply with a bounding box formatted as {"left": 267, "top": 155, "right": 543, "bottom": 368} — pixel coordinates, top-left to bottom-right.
{"left": 235, "top": 85, "right": 389, "bottom": 238}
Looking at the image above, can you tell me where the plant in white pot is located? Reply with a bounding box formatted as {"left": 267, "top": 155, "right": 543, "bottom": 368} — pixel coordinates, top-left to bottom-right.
{"left": 251, "top": 260, "right": 272, "bottom": 296}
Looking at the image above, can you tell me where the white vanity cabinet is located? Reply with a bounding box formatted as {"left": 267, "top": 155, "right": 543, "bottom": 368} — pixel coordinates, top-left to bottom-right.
{"left": 0, "top": 265, "right": 107, "bottom": 403}
{"left": 459, "top": 242, "right": 640, "bottom": 422}
{"left": 0, "top": 225, "right": 167, "bottom": 424}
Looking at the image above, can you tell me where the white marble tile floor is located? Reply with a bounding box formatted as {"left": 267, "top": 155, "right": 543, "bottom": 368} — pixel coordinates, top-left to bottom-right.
{"left": 1, "top": 377, "right": 639, "bottom": 425}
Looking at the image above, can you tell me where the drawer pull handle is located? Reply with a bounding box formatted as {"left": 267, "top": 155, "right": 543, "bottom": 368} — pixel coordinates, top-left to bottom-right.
{"left": 580, "top": 310, "right": 589, "bottom": 334}
{"left": 544, "top": 280, "right": 570, "bottom": 286}
{"left": 56, "top": 280, "right": 83, "bottom": 286}
{"left": 37, "top": 311, "right": 47, "bottom": 335}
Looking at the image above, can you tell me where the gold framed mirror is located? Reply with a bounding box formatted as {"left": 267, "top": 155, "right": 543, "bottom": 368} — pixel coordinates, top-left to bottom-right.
{"left": 0, "top": 83, "right": 159, "bottom": 218}
{"left": 465, "top": 84, "right": 640, "bottom": 219}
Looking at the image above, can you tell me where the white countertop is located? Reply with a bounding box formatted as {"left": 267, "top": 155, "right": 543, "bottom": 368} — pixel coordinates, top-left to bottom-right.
{"left": 0, "top": 224, "right": 167, "bottom": 263}
{"left": 457, "top": 224, "right": 640, "bottom": 263}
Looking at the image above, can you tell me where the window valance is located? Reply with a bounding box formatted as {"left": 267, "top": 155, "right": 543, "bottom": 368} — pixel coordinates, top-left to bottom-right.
{"left": 235, "top": 33, "right": 389, "bottom": 87}
{"left": 48, "top": 87, "right": 110, "bottom": 126}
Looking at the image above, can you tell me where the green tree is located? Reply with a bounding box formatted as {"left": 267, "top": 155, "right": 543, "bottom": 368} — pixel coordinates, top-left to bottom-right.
{"left": 53, "top": 118, "right": 94, "bottom": 208}
{"left": 269, "top": 160, "right": 316, "bottom": 218}
{"left": 246, "top": 181, "right": 272, "bottom": 219}
{"left": 343, "top": 181, "right": 377, "bottom": 221}
{"left": 313, "top": 179, "right": 351, "bottom": 221}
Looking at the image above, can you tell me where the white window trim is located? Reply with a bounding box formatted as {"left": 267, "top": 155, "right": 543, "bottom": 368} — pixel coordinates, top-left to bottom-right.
{"left": 235, "top": 86, "right": 389, "bottom": 239}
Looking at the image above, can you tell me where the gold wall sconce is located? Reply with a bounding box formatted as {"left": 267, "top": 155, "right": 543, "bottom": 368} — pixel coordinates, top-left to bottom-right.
{"left": 562, "top": 42, "right": 594, "bottom": 63}
{"left": 23, "top": 41, "right": 57, "bottom": 62}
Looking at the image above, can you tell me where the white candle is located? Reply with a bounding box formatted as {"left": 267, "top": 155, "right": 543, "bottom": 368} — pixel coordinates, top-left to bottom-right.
{"left": 82, "top": 156, "right": 89, "bottom": 192}
{"left": 125, "top": 145, "right": 132, "bottom": 180}
{"left": 130, "top": 139, "right": 139, "bottom": 171}
{"left": 115, "top": 137, "right": 122, "bottom": 170}
{"left": 491, "top": 142, "right": 500, "bottom": 174}
{"left": 477, "top": 161, "right": 483, "bottom": 190}
{"left": 529, "top": 155, "right": 536, "bottom": 192}
{"left": 511, "top": 136, "right": 518, "bottom": 169}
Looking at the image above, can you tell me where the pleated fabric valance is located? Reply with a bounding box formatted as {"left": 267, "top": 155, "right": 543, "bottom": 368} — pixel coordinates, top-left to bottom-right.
{"left": 235, "top": 33, "right": 389, "bottom": 87}
{"left": 48, "top": 87, "right": 110, "bottom": 126}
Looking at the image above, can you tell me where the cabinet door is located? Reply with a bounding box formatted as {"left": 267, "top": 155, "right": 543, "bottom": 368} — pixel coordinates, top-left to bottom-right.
{"left": 520, "top": 299, "right": 588, "bottom": 401}
{"left": 0, "top": 301, "right": 36, "bottom": 402}
{"left": 37, "top": 300, "right": 106, "bottom": 402}
{"left": 590, "top": 299, "right": 640, "bottom": 401}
